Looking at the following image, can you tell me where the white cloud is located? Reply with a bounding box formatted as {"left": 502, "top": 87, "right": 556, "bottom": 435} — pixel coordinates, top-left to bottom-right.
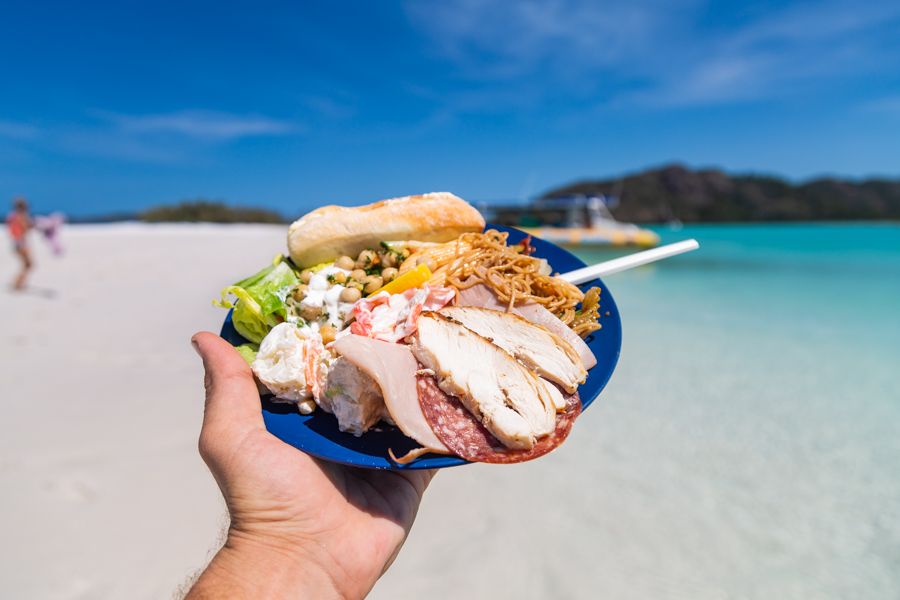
{"left": 101, "top": 110, "right": 297, "bottom": 141}
{"left": 0, "top": 120, "right": 39, "bottom": 140}
{"left": 626, "top": 55, "right": 776, "bottom": 107}
{"left": 405, "top": 0, "right": 900, "bottom": 111}
{"left": 406, "top": 0, "right": 670, "bottom": 81}
{"left": 725, "top": 1, "right": 900, "bottom": 48}
{"left": 4, "top": 110, "right": 300, "bottom": 165}
{"left": 643, "top": 0, "right": 900, "bottom": 108}
{"left": 860, "top": 95, "right": 900, "bottom": 114}
{"left": 53, "top": 128, "right": 193, "bottom": 164}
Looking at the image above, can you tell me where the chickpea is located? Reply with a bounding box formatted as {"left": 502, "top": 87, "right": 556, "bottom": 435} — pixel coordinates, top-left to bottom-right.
{"left": 346, "top": 280, "right": 364, "bottom": 291}
{"left": 299, "top": 304, "right": 322, "bottom": 321}
{"left": 380, "top": 252, "right": 397, "bottom": 268}
{"left": 363, "top": 275, "right": 384, "bottom": 295}
{"left": 340, "top": 286, "right": 362, "bottom": 303}
{"left": 291, "top": 284, "right": 308, "bottom": 301}
{"left": 350, "top": 268, "right": 367, "bottom": 282}
{"left": 319, "top": 325, "right": 336, "bottom": 345}
{"left": 300, "top": 269, "right": 313, "bottom": 284}
{"left": 330, "top": 271, "right": 347, "bottom": 284}
{"left": 335, "top": 255, "right": 355, "bottom": 271}
{"left": 356, "top": 249, "right": 378, "bottom": 270}
{"left": 381, "top": 267, "right": 398, "bottom": 283}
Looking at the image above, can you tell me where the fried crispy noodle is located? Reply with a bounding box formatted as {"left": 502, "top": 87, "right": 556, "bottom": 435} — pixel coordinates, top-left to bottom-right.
{"left": 571, "top": 285, "right": 602, "bottom": 337}
{"left": 388, "top": 446, "right": 432, "bottom": 464}
{"left": 409, "top": 229, "right": 603, "bottom": 337}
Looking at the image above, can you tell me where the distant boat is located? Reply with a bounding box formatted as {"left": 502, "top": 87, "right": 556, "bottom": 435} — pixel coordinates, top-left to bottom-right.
{"left": 484, "top": 195, "right": 660, "bottom": 248}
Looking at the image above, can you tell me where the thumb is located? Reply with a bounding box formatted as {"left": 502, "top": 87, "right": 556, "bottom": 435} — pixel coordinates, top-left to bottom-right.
{"left": 192, "top": 331, "right": 265, "bottom": 437}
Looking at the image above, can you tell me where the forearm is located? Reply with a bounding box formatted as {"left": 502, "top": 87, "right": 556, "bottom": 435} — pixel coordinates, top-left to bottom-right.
{"left": 187, "top": 532, "right": 343, "bottom": 599}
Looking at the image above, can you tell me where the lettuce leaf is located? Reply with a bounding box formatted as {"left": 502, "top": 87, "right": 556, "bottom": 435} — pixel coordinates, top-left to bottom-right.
{"left": 234, "top": 343, "right": 259, "bottom": 365}
{"left": 214, "top": 258, "right": 298, "bottom": 344}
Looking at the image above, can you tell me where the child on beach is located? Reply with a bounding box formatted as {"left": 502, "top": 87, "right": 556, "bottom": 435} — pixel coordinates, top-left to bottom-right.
{"left": 6, "top": 197, "right": 33, "bottom": 291}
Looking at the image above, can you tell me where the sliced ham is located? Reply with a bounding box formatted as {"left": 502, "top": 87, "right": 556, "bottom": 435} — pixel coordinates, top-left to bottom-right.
{"left": 332, "top": 335, "right": 448, "bottom": 453}
{"left": 456, "top": 282, "right": 597, "bottom": 370}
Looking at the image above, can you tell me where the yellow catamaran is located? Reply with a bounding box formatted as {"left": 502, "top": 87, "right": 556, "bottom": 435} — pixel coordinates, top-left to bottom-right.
{"left": 486, "top": 195, "right": 659, "bottom": 248}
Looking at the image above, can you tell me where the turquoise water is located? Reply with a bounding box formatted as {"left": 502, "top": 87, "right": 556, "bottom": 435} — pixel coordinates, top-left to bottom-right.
{"left": 569, "top": 224, "right": 900, "bottom": 598}
{"left": 577, "top": 223, "right": 899, "bottom": 390}
{"left": 579, "top": 223, "right": 900, "bottom": 353}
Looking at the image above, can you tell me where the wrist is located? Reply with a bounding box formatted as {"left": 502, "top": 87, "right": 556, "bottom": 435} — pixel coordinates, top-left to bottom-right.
{"left": 188, "top": 528, "right": 343, "bottom": 599}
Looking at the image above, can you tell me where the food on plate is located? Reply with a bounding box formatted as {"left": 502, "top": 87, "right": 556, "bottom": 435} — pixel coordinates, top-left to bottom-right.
{"left": 416, "top": 374, "right": 582, "bottom": 464}
{"left": 457, "top": 282, "right": 597, "bottom": 369}
{"left": 437, "top": 306, "right": 587, "bottom": 394}
{"left": 287, "top": 192, "right": 485, "bottom": 268}
{"left": 332, "top": 335, "right": 448, "bottom": 456}
{"left": 251, "top": 322, "right": 321, "bottom": 407}
{"left": 215, "top": 260, "right": 299, "bottom": 344}
{"left": 410, "top": 312, "right": 556, "bottom": 450}
{"left": 215, "top": 192, "right": 607, "bottom": 464}
{"left": 319, "top": 356, "right": 387, "bottom": 435}
{"left": 416, "top": 229, "right": 603, "bottom": 337}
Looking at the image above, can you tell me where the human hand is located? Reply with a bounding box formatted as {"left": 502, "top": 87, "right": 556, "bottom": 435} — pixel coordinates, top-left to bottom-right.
{"left": 186, "top": 332, "right": 435, "bottom": 599}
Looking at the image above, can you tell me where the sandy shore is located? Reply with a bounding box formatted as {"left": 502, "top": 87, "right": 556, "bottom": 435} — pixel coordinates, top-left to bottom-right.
{"left": 0, "top": 224, "right": 285, "bottom": 598}
{"left": 1, "top": 224, "right": 897, "bottom": 599}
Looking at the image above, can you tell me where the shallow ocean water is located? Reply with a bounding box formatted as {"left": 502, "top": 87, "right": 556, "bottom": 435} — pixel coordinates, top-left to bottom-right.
{"left": 375, "top": 223, "right": 900, "bottom": 599}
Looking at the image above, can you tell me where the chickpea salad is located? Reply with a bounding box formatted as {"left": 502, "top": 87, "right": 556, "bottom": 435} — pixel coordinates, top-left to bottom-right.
{"left": 286, "top": 247, "right": 403, "bottom": 341}
{"left": 215, "top": 242, "right": 453, "bottom": 421}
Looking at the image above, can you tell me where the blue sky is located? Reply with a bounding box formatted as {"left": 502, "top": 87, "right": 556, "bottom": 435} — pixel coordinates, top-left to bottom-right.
{"left": 2, "top": 0, "right": 899, "bottom": 217}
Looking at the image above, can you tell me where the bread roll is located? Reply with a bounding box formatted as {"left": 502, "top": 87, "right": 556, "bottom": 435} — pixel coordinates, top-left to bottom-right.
{"left": 287, "top": 192, "right": 485, "bottom": 267}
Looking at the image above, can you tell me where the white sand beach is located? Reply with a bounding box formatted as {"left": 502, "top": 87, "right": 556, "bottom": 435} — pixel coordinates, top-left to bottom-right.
{"left": 1, "top": 223, "right": 898, "bottom": 599}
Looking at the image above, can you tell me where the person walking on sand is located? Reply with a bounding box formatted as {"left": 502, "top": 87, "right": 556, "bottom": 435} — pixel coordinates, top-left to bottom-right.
{"left": 6, "top": 197, "right": 33, "bottom": 290}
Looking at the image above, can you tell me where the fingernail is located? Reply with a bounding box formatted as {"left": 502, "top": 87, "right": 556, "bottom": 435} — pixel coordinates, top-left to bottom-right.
{"left": 190, "top": 337, "right": 201, "bottom": 356}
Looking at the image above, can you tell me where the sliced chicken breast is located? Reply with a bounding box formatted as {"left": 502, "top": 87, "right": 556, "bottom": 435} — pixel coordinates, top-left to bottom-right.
{"left": 332, "top": 335, "right": 448, "bottom": 453}
{"left": 439, "top": 306, "right": 587, "bottom": 394}
{"left": 539, "top": 377, "right": 567, "bottom": 412}
{"left": 410, "top": 312, "right": 556, "bottom": 450}
{"left": 457, "top": 282, "right": 597, "bottom": 370}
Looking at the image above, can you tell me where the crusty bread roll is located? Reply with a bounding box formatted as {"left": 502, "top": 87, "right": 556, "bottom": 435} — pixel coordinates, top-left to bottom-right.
{"left": 288, "top": 192, "right": 485, "bottom": 267}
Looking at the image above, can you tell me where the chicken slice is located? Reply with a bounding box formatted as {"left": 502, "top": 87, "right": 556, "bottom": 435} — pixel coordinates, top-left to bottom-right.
{"left": 538, "top": 377, "right": 567, "bottom": 412}
{"left": 439, "top": 306, "right": 587, "bottom": 394}
{"left": 332, "top": 335, "right": 449, "bottom": 453}
{"left": 410, "top": 312, "right": 556, "bottom": 450}
{"left": 457, "top": 282, "right": 597, "bottom": 370}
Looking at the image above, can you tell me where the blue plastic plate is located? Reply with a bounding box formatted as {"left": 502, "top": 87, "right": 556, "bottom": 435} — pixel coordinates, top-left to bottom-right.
{"left": 220, "top": 225, "right": 622, "bottom": 469}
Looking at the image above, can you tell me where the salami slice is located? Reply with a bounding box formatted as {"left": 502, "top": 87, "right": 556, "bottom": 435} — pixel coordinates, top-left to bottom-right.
{"left": 416, "top": 375, "right": 581, "bottom": 464}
